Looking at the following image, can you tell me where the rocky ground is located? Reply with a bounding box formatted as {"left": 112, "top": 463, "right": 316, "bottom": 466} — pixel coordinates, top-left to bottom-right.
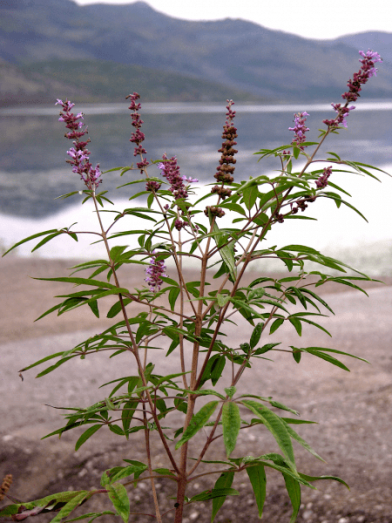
{"left": 1, "top": 257, "right": 392, "bottom": 522}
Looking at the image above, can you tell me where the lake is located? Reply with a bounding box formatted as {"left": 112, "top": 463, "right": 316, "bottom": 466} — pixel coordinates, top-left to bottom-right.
{"left": 1, "top": 101, "right": 391, "bottom": 273}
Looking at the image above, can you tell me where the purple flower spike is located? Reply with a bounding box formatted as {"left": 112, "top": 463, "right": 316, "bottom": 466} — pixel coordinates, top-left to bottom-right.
{"left": 324, "top": 50, "right": 382, "bottom": 129}
{"left": 289, "top": 112, "right": 310, "bottom": 150}
{"left": 127, "top": 92, "right": 149, "bottom": 174}
{"left": 145, "top": 251, "right": 167, "bottom": 292}
{"left": 56, "top": 99, "right": 102, "bottom": 189}
{"left": 158, "top": 154, "right": 189, "bottom": 200}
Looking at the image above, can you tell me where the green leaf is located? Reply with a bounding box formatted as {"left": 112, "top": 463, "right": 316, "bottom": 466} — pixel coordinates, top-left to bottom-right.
{"left": 211, "top": 472, "right": 235, "bottom": 522}
{"left": 175, "top": 401, "right": 219, "bottom": 449}
{"left": 222, "top": 402, "right": 241, "bottom": 457}
{"left": 190, "top": 488, "right": 239, "bottom": 503}
{"left": 242, "top": 401, "right": 296, "bottom": 472}
{"left": 254, "top": 342, "right": 281, "bottom": 355}
{"left": 270, "top": 317, "right": 284, "bottom": 334}
{"left": 87, "top": 300, "right": 99, "bottom": 318}
{"left": 108, "top": 483, "right": 130, "bottom": 523}
{"left": 49, "top": 491, "right": 89, "bottom": 523}
{"left": 283, "top": 474, "right": 301, "bottom": 523}
{"left": 285, "top": 424, "right": 325, "bottom": 462}
{"left": 219, "top": 202, "right": 247, "bottom": 216}
{"left": 2, "top": 228, "right": 58, "bottom": 256}
{"left": 292, "top": 348, "right": 302, "bottom": 363}
{"left": 289, "top": 317, "right": 302, "bottom": 336}
{"left": 246, "top": 464, "right": 266, "bottom": 518}
{"left": 110, "top": 464, "right": 147, "bottom": 483}
{"left": 31, "top": 232, "right": 62, "bottom": 252}
{"left": 299, "top": 473, "right": 349, "bottom": 489}
{"left": 169, "top": 287, "right": 181, "bottom": 311}
{"left": 211, "top": 355, "right": 226, "bottom": 386}
{"left": 242, "top": 183, "right": 258, "bottom": 210}
{"left": 217, "top": 293, "right": 230, "bottom": 308}
{"left": 34, "top": 276, "right": 122, "bottom": 290}
{"left": 75, "top": 424, "right": 102, "bottom": 451}
{"left": 224, "top": 386, "right": 236, "bottom": 399}
{"left": 250, "top": 322, "right": 264, "bottom": 349}
{"left": 212, "top": 222, "right": 237, "bottom": 281}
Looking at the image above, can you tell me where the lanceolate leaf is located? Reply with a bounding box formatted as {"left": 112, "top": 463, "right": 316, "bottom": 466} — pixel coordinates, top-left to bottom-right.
{"left": 212, "top": 222, "right": 237, "bottom": 281}
{"left": 108, "top": 483, "right": 130, "bottom": 523}
{"left": 242, "top": 400, "right": 296, "bottom": 472}
{"left": 283, "top": 474, "right": 301, "bottom": 523}
{"left": 246, "top": 464, "right": 267, "bottom": 518}
{"left": 190, "top": 488, "right": 239, "bottom": 503}
{"left": 222, "top": 402, "right": 241, "bottom": 456}
{"left": 285, "top": 424, "right": 325, "bottom": 462}
{"left": 49, "top": 491, "right": 90, "bottom": 523}
{"left": 75, "top": 424, "right": 102, "bottom": 451}
{"left": 175, "top": 401, "right": 219, "bottom": 449}
{"left": 211, "top": 472, "right": 235, "bottom": 522}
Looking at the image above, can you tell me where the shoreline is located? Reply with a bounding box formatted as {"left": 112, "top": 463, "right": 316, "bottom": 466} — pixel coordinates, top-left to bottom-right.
{"left": 1, "top": 256, "right": 391, "bottom": 345}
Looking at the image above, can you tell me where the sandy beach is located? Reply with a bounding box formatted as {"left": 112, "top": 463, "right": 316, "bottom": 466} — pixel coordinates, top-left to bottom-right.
{"left": 1, "top": 256, "right": 391, "bottom": 523}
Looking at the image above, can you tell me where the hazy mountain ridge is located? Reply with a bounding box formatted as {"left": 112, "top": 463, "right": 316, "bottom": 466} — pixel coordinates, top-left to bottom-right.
{"left": 1, "top": 0, "right": 391, "bottom": 105}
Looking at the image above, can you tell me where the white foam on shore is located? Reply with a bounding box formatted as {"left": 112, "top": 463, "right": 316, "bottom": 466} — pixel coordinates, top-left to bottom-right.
{"left": 1, "top": 164, "right": 391, "bottom": 274}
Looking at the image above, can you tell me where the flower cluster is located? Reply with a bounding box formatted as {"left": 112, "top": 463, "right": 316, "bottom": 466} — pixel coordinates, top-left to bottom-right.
{"left": 158, "top": 154, "right": 198, "bottom": 200}
{"left": 146, "top": 180, "right": 161, "bottom": 193}
{"left": 145, "top": 251, "right": 167, "bottom": 292}
{"left": 127, "top": 92, "right": 149, "bottom": 174}
{"left": 55, "top": 99, "right": 102, "bottom": 189}
{"left": 289, "top": 112, "right": 309, "bottom": 150}
{"left": 316, "top": 166, "right": 332, "bottom": 189}
{"left": 212, "top": 99, "right": 238, "bottom": 196}
{"left": 323, "top": 50, "right": 382, "bottom": 128}
{"left": 204, "top": 206, "right": 225, "bottom": 218}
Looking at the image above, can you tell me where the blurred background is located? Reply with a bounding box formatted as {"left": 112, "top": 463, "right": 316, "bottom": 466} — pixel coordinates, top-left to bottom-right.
{"left": 0, "top": 0, "right": 391, "bottom": 273}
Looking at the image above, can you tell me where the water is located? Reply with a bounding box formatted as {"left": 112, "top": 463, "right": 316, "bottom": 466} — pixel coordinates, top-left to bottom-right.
{"left": 1, "top": 101, "right": 391, "bottom": 272}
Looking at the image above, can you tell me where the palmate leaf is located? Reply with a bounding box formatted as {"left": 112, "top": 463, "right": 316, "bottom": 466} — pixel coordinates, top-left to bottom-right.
{"left": 222, "top": 402, "right": 241, "bottom": 456}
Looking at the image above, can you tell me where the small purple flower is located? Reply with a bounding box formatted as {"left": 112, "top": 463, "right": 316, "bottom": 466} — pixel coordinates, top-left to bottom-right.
{"left": 289, "top": 112, "right": 309, "bottom": 150}
{"left": 145, "top": 251, "right": 167, "bottom": 292}
{"left": 316, "top": 166, "right": 332, "bottom": 189}
{"left": 174, "top": 219, "right": 185, "bottom": 231}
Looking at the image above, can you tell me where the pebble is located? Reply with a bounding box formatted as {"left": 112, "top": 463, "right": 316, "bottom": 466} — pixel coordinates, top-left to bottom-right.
{"left": 189, "top": 512, "right": 199, "bottom": 520}
{"left": 2, "top": 435, "right": 13, "bottom": 442}
{"left": 303, "top": 509, "right": 314, "bottom": 520}
{"left": 338, "top": 518, "right": 349, "bottom": 523}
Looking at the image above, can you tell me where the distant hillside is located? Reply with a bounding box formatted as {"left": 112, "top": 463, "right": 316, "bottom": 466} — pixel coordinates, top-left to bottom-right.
{"left": 1, "top": 0, "right": 391, "bottom": 105}
{"left": 0, "top": 58, "right": 260, "bottom": 106}
{"left": 337, "top": 32, "right": 392, "bottom": 65}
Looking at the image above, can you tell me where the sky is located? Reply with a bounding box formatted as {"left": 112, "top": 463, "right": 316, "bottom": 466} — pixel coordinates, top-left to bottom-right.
{"left": 74, "top": 0, "right": 392, "bottom": 40}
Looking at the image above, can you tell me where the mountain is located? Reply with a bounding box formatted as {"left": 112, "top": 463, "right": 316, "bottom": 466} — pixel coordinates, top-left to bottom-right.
{"left": 1, "top": 0, "right": 391, "bottom": 105}
{"left": 336, "top": 32, "right": 392, "bottom": 65}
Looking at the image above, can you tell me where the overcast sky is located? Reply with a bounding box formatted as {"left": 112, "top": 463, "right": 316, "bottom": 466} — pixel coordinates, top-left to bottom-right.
{"left": 74, "top": 0, "right": 392, "bottom": 40}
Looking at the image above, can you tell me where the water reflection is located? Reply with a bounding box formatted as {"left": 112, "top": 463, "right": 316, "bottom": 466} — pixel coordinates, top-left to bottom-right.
{"left": 0, "top": 101, "right": 391, "bottom": 218}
